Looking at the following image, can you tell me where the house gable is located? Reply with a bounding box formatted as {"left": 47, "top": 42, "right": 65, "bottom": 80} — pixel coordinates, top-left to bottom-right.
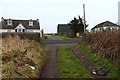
{"left": 15, "top": 23, "right": 26, "bottom": 29}
{"left": 14, "top": 23, "right": 26, "bottom": 32}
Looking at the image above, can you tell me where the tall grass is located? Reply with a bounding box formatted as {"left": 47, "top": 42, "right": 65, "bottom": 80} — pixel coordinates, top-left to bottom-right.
{"left": 2, "top": 35, "right": 47, "bottom": 78}
{"left": 82, "top": 30, "right": 120, "bottom": 59}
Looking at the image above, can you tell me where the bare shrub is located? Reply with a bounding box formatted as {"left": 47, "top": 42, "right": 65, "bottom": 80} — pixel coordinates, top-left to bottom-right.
{"left": 82, "top": 30, "right": 120, "bottom": 59}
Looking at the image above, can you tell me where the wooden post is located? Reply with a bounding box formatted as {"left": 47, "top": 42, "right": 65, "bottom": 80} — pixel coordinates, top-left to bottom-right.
{"left": 83, "top": 4, "right": 86, "bottom": 33}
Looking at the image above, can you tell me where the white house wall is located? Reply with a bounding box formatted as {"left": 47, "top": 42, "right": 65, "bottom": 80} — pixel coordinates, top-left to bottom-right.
{"left": 93, "top": 26, "right": 120, "bottom": 31}
{"left": 0, "top": 29, "right": 7, "bottom": 33}
{"left": 26, "top": 29, "right": 40, "bottom": 33}
{"left": 0, "top": 29, "right": 40, "bottom": 33}
{"left": 0, "top": 29, "right": 15, "bottom": 33}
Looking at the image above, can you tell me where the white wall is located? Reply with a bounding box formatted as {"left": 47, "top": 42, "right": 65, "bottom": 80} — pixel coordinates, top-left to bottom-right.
{"left": 93, "top": 26, "right": 120, "bottom": 31}
{"left": 0, "top": 29, "right": 8, "bottom": 33}
{"left": 0, "top": 29, "right": 15, "bottom": 33}
{"left": 0, "top": 29, "right": 40, "bottom": 33}
{"left": 26, "top": 29, "right": 40, "bottom": 33}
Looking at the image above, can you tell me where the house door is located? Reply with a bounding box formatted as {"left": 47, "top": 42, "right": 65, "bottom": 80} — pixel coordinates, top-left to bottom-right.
{"left": 15, "top": 29, "right": 17, "bottom": 32}
{"left": 23, "top": 29, "right": 25, "bottom": 32}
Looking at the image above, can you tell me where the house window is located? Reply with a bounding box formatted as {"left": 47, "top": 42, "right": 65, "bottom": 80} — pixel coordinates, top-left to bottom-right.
{"left": 7, "top": 21, "right": 12, "bottom": 25}
{"left": 106, "top": 28, "right": 110, "bottom": 30}
{"left": 15, "top": 29, "right": 17, "bottom": 32}
{"left": 29, "top": 22, "right": 33, "bottom": 26}
{"left": 15, "top": 29, "right": 25, "bottom": 32}
{"left": 29, "top": 20, "right": 33, "bottom": 26}
{"left": 18, "top": 29, "right": 22, "bottom": 32}
{"left": 113, "top": 28, "right": 116, "bottom": 30}
{"left": 7, "top": 30, "right": 11, "bottom": 32}
{"left": 29, "top": 30, "right": 33, "bottom": 32}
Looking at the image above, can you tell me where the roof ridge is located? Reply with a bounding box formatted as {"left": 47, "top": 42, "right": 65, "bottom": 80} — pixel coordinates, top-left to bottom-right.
{"left": 3, "top": 18, "right": 37, "bottom": 21}
{"left": 92, "top": 21, "right": 120, "bottom": 29}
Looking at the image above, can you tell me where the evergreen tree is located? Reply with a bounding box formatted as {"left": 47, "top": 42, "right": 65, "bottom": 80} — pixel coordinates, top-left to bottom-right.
{"left": 68, "top": 16, "right": 85, "bottom": 37}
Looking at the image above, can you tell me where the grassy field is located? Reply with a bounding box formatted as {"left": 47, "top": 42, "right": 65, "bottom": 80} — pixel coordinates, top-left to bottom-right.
{"left": 57, "top": 46, "right": 92, "bottom": 78}
{"left": 77, "top": 44, "right": 120, "bottom": 79}
{"left": 54, "top": 36, "right": 80, "bottom": 40}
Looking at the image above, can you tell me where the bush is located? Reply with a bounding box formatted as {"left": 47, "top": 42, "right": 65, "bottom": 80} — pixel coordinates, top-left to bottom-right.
{"left": 82, "top": 30, "right": 120, "bottom": 59}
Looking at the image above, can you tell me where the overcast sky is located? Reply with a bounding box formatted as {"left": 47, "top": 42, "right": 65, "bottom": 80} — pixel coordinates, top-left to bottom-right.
{"left": 0, "top": 0, "right": 120, "bottom": 33}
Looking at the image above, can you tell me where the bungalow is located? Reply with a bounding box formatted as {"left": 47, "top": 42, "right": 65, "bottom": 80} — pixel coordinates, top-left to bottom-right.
{"left": 0, "top": 17, "right": 40, "bottom": 33}
{"left": 91, "top": 21, "right": 120, "bottom": 31}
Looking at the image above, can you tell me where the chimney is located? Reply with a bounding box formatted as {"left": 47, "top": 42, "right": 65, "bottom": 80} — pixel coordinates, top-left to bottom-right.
{"left": 37, "top": 19, "right": 39, "bottom": 22}
{"left": 1, "top": 17, "right": 4, "bottom": 22}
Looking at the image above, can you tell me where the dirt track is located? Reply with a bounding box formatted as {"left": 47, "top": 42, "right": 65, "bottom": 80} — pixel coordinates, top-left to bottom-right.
{"left": 40, "top": 37, "right": 108, "bottom": 79}
{"left": 40, "top": 46, "right": 58, "bottom": 78}
{"left": 69, "top": 45, "right": 108, "bottom": 79}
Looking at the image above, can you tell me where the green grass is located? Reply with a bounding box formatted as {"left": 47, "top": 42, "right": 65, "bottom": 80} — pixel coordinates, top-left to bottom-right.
{"left": 77, "top": 44, "right": 120, "bottom": 79}
{"left": 57, "top": 46, "right": 92, "bottom": 78}
{"left": 54, "top": 36, "right": 80, "bottom": 40}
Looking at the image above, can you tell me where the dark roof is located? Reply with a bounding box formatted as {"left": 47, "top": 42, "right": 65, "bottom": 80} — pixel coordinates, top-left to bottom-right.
{"left": 58, "top": 24, "right": 69, "bottom": 26}
{"left": 1, "top": 18, "right": 40, "bottom": 29}
{"left": 92, "top": 21, "right": 120, "bottom": 29}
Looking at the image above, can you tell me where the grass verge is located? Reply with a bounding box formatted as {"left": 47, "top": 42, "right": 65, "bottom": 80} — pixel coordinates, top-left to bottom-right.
{"left": 77, "top": 43, "right": 120, "bottom": 79}
{"left": 54, "top": 36, "right": 80, "bottom": 40}
{"left": 57, "top": 46, "right": 92, "bottom": 78}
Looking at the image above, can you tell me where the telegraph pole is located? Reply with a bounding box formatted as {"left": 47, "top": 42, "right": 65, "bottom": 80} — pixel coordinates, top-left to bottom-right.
{"left": 83, "top": 4, "right": 86, "bottom": 33}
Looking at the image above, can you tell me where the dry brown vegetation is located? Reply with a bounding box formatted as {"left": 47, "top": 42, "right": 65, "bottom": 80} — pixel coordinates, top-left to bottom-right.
{"left": 82, "top": 30, "right": 120, "bottom": 59}
{"left": 2, "top": 35, "right": 47, "bottom": 78}
{"left": 2, "top": 33, "right": 41, "bottom": 42}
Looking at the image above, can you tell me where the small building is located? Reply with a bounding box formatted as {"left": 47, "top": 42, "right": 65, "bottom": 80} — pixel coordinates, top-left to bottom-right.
{"left": 57, "top": 24, "right": 73, "bottom": 37}
{"left": 0, "top": 17, "right": 40, "bottom": 33}
{"left": 91, "top": 21, "right": 120, "bottom": 31}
